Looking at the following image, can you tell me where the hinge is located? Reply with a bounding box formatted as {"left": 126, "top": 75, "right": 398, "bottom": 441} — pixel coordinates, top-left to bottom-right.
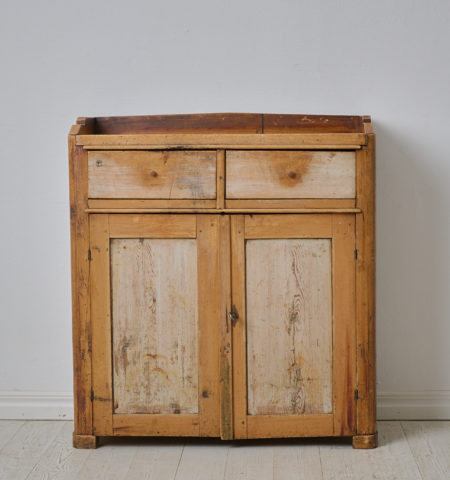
{"left": 354, "top": 249, "right": 358, "bottom": 260}
{"left": 354, "top": 389, "right": 359, "bottom": 401}
{"left": 88, "top": 249, "right": 92, "bottom": 261}
{"left": 90, "top": 389, "right": 94, "bottom": 402}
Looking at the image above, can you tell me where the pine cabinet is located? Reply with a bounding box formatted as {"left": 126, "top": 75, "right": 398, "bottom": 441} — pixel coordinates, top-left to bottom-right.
{"left": 69, "top": 114, "right": 376, "bottom": 449}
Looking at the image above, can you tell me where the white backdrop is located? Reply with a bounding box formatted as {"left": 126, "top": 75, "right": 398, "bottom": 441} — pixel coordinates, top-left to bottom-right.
{"left": 0, "top": 0, "right": 449, "bottom": 419}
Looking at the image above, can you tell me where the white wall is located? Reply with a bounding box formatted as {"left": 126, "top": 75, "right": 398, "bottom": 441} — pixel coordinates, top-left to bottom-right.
{"left": 0, "top": 0, "right": 449, "bottom": 420}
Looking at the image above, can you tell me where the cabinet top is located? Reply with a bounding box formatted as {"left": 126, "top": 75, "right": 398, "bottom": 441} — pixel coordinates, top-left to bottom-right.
{"left": 70, "top": 113, "right": 373, "bottom": 135}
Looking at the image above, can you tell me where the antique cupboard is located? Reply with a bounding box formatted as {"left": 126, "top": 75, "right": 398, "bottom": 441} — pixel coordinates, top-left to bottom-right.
{"left": 69, "top": 113, "right": 376, "bottom": 449}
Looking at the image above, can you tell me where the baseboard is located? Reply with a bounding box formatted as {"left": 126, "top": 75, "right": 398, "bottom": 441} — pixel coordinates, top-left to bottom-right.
{"left": 0, "top": 391, "right": 449, "bottom": 420}
{"left": 0, "top": 392, "right": 73, "bottom": 420}
{"left": 377, "top": 391, "right": 450, "bottom": 420}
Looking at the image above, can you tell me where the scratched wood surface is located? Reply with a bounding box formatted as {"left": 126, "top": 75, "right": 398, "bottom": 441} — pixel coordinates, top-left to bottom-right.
{"left": 111, "top": 238, "right": 199, "bottom": 414}
{"left": 246, "top": 239, "right": 333, "bottom": 416}
{"left": 88, "top": 150, "right": 216, "bottom": 199}
{"left": 226, "top": 150, "right": 355, "bottom": 199}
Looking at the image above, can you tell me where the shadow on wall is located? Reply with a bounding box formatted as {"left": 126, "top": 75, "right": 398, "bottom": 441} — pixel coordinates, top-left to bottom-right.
{"left": 375, "top": 120, "right": 450, "bottom": 411}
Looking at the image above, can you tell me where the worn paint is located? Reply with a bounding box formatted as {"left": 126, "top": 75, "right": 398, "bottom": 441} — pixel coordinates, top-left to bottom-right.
{"left": 111, "top": 238, "right": 199, "bottom": 415}
{"left": 246, "top": 239, "right": 333, "bottom": 415}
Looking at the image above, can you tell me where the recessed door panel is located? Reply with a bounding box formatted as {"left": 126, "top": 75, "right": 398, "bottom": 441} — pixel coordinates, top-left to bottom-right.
{"left": 111, "top": 238, "right": 198, "bottom": 415}
{"left": 246, "top": 238, "right": 332, "bottom": 416}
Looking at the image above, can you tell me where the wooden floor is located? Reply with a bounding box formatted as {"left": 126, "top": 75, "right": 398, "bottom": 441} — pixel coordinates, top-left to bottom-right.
{"left": 0, "top": 421, "right": 448, "bottom": 479}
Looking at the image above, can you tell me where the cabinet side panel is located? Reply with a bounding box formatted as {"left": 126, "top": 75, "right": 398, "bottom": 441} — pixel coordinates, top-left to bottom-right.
{"left": 355, "top": 135, "right": 376, "bottom": 434}
{"left": 246, "top": 239, "right": 333, "bottom": 415}
{"left": 69, "top": 138, "right": 92, "bottom": 435}
{"left": 111, "top": 238, "right": 199, "bottom": 414}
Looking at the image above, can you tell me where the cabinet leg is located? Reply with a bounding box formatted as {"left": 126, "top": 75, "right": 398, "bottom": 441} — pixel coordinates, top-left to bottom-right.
{"left": 352, "top": 432, "right": 378, "bottom": 449}
{"left": 73, "top": 433, "right": 98, "bottom": 449}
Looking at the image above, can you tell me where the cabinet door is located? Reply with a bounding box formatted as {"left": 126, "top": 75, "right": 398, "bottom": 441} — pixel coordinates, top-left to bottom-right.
{"left": 89, "top": 214, "right": 223, "bottom": 437}
{"left": 231, "top": 214, "right": 356, "bottom": 438}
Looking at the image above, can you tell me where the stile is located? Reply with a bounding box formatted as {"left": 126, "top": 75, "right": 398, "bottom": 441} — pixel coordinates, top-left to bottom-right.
{"left": 69, "top": 137, "right": 93, "bottom": 439}
{"left": 197, "top": 215, "right": 221, "bottom": 436}
{"left": 90, "top": 215, "right": 113, "bottom": 436}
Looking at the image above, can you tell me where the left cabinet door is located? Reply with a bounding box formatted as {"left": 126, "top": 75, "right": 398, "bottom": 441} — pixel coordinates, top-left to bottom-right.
{"left": 89, "top": 214, "right": 222, "bottom": 437}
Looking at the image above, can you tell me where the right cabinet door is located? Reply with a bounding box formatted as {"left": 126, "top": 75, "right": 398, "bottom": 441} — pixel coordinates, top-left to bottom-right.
{"left": 231, "top": 214, "right": 356, "bottom": 439}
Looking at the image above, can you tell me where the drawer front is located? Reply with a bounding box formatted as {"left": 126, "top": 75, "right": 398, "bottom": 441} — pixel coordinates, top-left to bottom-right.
{"left": 88, "top": 150, "right": 216, "bottom": 199}
{"left": 226, "top": 150, "right": 355, "bottom": 199}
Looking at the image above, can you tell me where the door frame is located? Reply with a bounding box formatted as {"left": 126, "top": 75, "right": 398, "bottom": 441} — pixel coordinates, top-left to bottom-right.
{"left": 231, "top": 213, "right": 356, "bottom": 438}
{"left": 89, "top": 213, "right": 224, "bottom": 437}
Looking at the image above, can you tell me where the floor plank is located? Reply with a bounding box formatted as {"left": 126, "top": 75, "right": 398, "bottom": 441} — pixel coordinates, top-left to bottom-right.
{"left": 0, "top": 421, "right": 64, "bottom": 480}
{"left": 26, "top": 422, "right": 91, "bottom": 480}
{"left": 174, "top": 442, "right": 228, "bottom": 480}
{"left": 402, "top": 421, "right": 450, "bottom": 480}
{"left": 224, "top": 443, "right": 274, "bottom": 480}
{"left": 0, "top": 422, "right": 24, "bottom": 452}
{"left": 124, "top": 441, "right": 184, "bottom": 480}
{"left": 75, "top": 442, "right": 136, "bottom": 480}
{"left": 319, "top": 422, "right": 423, "bottom": 480}
{"left": 0, "top": 421, "right": 448, "bottom": 480}
{"left": 273, "top": 443, "right": 323, "bottom": 480}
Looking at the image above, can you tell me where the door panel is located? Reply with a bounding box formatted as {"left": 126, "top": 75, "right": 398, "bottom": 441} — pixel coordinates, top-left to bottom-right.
{"left": 111, "top": 238, "right": 198, "bottom": 415}
{"left": 90, "top": 214, "right": 223, "bottom": 437}
{"left": 246, "top": 238, "right": 333, "bottom": 416}
{"left": 232, "top": 214, "right": 356, "bottom": 438}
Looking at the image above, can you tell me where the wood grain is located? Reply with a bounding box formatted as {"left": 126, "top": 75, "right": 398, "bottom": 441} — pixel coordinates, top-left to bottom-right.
{"left": 245, "top": 214, "right": 333, "bottom": 239}
{"left": 88, "top": 199, "right": 216, "bottom": 209}
{"left": 88, "top": 150, "right": 216, "bottom": 199}
{"left": 90, "top": 214, "right": 113, "bottom": 435}
{"left": 332, "top": 214, "right": 356, "bottom": 437}
{"left": 230, "top": 216, "right": 247, "bottom": 439}
{"left": 247, "top": 414, "right": 334, "bottom": 438}
{"left": 76, "top": 133, "right": 367, "bottom": 148}
{"left": 111, "top": 238, "right": 199, "bottom": 415}
{"left": 263, "top": 114, "right": 363, "bottom": 133}
{"left": 219, "top": 215, "right": 232, "bottom": 440}
{"left": 112, "top": 414, "right": 199, "bottom": 436}
{"left": 69, "top": 137, "right": 93, "bottom": 436}
{"left": 226, "top": 150, "right": 355, "bottom": 199}
{"left": 216, "top": 150, "right": 225, "bottom": 209}
{"left": 355, "top": 134, "right": 376, "bottom": 436}
{"left": 197, "top": 215, "right": 221, "bottom": 436}
{"left": 246, "top": 239, "right": 333, "bottom": 416}
{"left": 108, "top": 214, "right": 196, "bottom": 238}
{"left": 74, "top": 113, "right": 370, "bottom": 135}
{"left": 94, "top": 113, "right": 263, "bottom": 134}
{"left": 225, "top": 199, "right": 355, "bottom": 209}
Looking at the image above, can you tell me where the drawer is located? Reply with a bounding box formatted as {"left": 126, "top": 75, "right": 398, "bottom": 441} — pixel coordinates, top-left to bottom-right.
{"left": 88, "top": 150, "right": 216, "bottom": 199}
{"left": 226, "top": 150, "right": 356, "bottom": 199}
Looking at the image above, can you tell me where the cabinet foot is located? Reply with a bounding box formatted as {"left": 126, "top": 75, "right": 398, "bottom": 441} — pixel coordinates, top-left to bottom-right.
{"left": 73, "top": 433, "right": 98, "bottom": 449}
{"left": 352, "top": 432, "right": 378, "bottom": 449}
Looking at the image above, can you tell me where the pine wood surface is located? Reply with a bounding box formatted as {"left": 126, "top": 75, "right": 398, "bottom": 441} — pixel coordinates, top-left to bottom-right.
{"left": 1, "top": 421, "right": 447, "bottom": 479}
{"left": 76, "top": 133, "right": 366, "bottom": 149}
{"left": 246, "top": 238, "right": 333, "bottom": 416}
{"left": 69, "top": 139, "right": 92, "bottom": 436}
{"left": 87, "top": 113, "right": 364, "bottom": 135}
{"left": 226, "top": 150, "right": 355, "bottom": 199}
{"left": 111, "top": 238, "right": 199, "bottom": 415}
{"left": 69, "top": 114, "right": 375, "bottom": 445}
{"left": 88, "top": 150, "right": 216, "bottom": 199}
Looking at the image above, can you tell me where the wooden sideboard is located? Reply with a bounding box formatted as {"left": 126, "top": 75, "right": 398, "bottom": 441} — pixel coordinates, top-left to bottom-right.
{"left": 69, "top": 113, "right": 376, "bottom": 449}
